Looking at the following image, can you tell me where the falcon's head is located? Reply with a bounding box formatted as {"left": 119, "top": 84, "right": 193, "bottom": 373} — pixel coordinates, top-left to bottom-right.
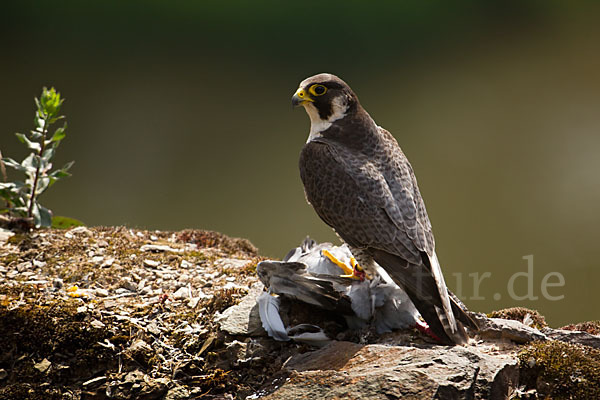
{"left": 292, "top": 73, "right": 359, "bottom": 137}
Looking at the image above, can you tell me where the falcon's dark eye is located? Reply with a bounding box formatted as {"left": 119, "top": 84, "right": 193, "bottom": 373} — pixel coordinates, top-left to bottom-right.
{"left": 309, "top": 84, "right": 327, "bottom": 96}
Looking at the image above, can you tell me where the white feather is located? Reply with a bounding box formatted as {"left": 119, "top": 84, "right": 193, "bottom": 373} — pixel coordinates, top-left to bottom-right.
{"left": 287, "top": 324, "right": 332, "bottom": 347}
{"left": 346, "top": 280, "right": 372, "bottom": 320}
{"left": 256, "top": 292, "right": 289, "bottom": 341}
{"left": 304, "top": 96, "right": 347, "bottom": 142}
{"left": 288, "top": 330, "right": 331, "bottom": 347}
{"left": 374, "top": 264, "right": 395, "bottom": 285}
{"left": 429, "top": 252, "right": 457, "bottom": 333}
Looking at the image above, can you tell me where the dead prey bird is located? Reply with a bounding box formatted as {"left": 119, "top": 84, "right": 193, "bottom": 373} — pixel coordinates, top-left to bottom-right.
{"left": 292, "top": 73, "right": 478, "bottom": 344}
{"left": 257, "top": 238, "right": 439, "bottom": 344}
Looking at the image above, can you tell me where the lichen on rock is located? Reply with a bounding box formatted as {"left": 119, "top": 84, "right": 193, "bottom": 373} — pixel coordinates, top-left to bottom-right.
{"left": 518, "top": 340, "right": 600, "bottom": 399}
{"left": 487, "top": 306, "right": 548, "bottom": 330}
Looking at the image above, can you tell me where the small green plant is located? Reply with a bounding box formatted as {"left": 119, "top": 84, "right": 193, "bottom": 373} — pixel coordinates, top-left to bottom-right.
{"left": 0, "top": 87, "right": 74, "bottom": 228}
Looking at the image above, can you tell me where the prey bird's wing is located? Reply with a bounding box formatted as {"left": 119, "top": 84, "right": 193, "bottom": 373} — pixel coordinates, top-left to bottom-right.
{"left": 257, "top": 261, "right": 353, "bottom": 314}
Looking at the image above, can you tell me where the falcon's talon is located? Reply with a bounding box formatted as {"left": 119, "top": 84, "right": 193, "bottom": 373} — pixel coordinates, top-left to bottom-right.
{"left": 321, "top": 249, "right": 354, "bottom": 276}
{"left": 415, "top": 320, "right": 442, "bottom": 343}
{"left": 350, "top": 257, "right": 372, "bottom": 281}
{"left": 321, "top": 249, "right": 365, "bottom": 280}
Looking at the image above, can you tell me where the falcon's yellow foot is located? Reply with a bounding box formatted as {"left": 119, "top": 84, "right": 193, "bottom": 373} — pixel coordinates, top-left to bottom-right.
{"left": 321, "top": 249, "right": 354, "bottom": 276}
{"left": 321, "top": 250, "right": 370, "bottom": 281}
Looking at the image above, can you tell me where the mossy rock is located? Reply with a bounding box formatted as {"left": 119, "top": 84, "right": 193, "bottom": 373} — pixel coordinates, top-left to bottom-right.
{"left": 177, "top": 229, "right": 258, "bottom": 256}
{"left": 0, "top": 297, "right": 118, "bottom": 398}
{"left": 518, "top": 340, "right": 600, "bottom": 399}
{"left": 488, "top": 307, "right": 547, "bottom": 329}
{"left": 560, "top": 320, "right": 600, "bottom": 335}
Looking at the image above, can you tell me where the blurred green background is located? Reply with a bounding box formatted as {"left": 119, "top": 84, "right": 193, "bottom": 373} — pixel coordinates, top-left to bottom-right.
{"left": 2, "top": 1, "right": 599, "bottom": 326}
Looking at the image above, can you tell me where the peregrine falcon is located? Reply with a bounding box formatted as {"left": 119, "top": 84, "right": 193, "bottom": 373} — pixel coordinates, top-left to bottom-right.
{"left": 292, "top": 73, "right": 477, "bottom": 344}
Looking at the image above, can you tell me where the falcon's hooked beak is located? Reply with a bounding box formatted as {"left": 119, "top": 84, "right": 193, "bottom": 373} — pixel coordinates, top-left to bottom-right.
{"left": 292, "top": 88, "right": 314, "bottom": 107}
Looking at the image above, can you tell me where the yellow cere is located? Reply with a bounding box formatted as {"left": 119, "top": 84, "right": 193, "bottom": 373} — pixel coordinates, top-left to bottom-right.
{"left": 295, "top": 88, "right": 314, "bottom": 103}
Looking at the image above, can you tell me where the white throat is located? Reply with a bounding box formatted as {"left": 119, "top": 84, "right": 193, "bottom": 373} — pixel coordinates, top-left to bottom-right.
{"left": 303, "top": 96, "right": 348, "bottom": 142}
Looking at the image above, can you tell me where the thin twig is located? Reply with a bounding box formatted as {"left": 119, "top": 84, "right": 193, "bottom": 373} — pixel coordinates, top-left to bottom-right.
{"left": 27, "top": 115, "right": 48, "bottom": 218}
{"left": 0, "top": 150, "right": 7, "bottom": 182}
{"left": 0, "top": 149, "right": 12, "bottom": 210}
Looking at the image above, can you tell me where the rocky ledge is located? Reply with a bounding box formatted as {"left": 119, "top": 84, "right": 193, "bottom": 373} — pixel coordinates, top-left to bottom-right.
{"left": 0, "top": 227, "right": 598, "bottom": 399}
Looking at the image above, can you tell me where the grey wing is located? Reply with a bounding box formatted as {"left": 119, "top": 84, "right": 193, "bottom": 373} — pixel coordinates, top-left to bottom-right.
{"left": 376, "top": 127, "right": 434, "bottom": 255}
{"left": 300, "top": 139, "right": 425, "bottom": 263}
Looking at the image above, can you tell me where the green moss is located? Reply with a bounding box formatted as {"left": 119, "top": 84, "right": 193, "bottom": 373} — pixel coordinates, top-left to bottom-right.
{"left": 109, "top": 334, "right": 131, "bottom": 346}
{"left": 239, "top": 257, "right": 266, "bottom": 276}
{"left": 0, "top": 253, "right": 19, "bottom": 265}
{"left": 518, "top": 341, "right": 600, "bottom": 399}
{"left": 488, "top": 307, "right": 547, "bottom": 329}
{"left": 203, "top": 288, "right": 247, "bottom": 315}
{"left": 220, "top": 257, "right": 266, "bottom": 278}
{"left": 6, "top": 233, "right": 28, "bottom": 246}
{"left": 176, "top": 229, "right": 258, "bottom": 256}
{"left": 0, "top": 296, "right": 120, "bottom": 395}
{"left": 0, "top": 300, "right": 105, "bottom": 355}
{"left": 195, "top": 368, "right": 230, "bottom": 391}
{"left": 183, "top": 250, "right": 215, "bottom": 262}
{"left": 51, "top": 216, "right": 85, "bottom": 229}
{"left": 0, "top": 383, "right": 63, "bottom": 400}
